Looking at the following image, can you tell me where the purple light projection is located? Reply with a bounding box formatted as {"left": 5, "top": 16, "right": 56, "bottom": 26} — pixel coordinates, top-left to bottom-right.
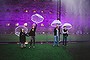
{"left": 0, "top": 0, "right": 90, "bottom": 34}
{"left": 0, "top": 0, "right": 57, "bottom": 34}
{"left": 61, "top": 0, "right": 90, "bottom": 34}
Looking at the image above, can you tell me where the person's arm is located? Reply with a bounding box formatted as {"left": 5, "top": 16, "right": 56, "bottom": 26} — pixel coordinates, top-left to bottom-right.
{"left": 59, "top": 28, "right": 61, "bottom": 34}
{"left": 19, "top": 32, "right": 22, "bottom": 42}
{"left": 54, "top": 28, "right": 56, "bottom": 35}
{"left": 28, "top": 30, "right": 31, "bottom": 36}
{"left": 20, "top": 32, "right": 22, "bottom": 36}
{"left": 25, "top": 32, "right": 29, "bottom": 36}
{"left": 34, "top": 24, "right": 37, "bottom": 31}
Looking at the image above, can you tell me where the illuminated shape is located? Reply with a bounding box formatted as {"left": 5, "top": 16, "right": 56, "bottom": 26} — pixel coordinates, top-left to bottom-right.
{"left": 6, "top": 23, "right": 10, "bottom": 26}
{"left": 17, "top": 42, "right": 19, "bottom": 44}
{"left": 25, "top": 42, "right": 28, "bottom": 44}
{"left": 41, "top": 42, "right": 43, "bottom": 44}
{"left": 41, "top": 10, "right": 44, "bottom": 13}
{"left": 62, "top": 23, "right": 72, "bottom": 29}
{"left": 42, "top": 32, "right": 45, "bottom": 34}
{"left": 15, "top": 23, "right": 19, "bottom": 26}
{"left": 32, "top": 23, "right": 36, "bottom": 26}
{"left": 51, "top": 20, "right": 62, "bottom": 27}
{"left": 15, "top": 25, "right": 28, "bottom": 36}
{"left": 25, "top": 10, "right": 28, "bottom": 12}
{"left": 41, "top": 23, "right": 44, "bottom": 26}
{"left": 24, "top": 23, "right": 27, "bottom": 26}
{"left": 33, "top": 10, "right": 36, "bottom": 13}
{"left": 31, "top": 14, "right": 44, "bottom": 24}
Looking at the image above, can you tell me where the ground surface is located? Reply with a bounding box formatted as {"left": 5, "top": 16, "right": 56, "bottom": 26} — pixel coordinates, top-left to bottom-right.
{"left": 0, "top": 42, "right": 90, "bottom": 60}
{"left": 0, "top": 44, "right": 73, "bottom": 60}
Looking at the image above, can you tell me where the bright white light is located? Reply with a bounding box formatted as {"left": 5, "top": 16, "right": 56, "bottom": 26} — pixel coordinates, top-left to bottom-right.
{"left": 25, "top": 42, "right": 28, "bottom": 44}
{"left": 25, "top": 10, "right": 28, "bottom": 12}
{"left": 42, "top": 32, "right": 45, "bottom": 34}
{"left": 41, "top": 23, "right": 44, "bottom": 26}
{"left": 15, "top": 23, "right": 19, "bottom": 26}
{"left": 24, "top": 23, "right": 27, "bottom": 26}
{"left": 6, "top": 23, "right": 10, "bottom": 26}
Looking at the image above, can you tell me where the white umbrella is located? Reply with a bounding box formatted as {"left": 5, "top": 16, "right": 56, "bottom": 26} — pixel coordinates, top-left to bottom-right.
{"left": 51, "top": 20, "right": 62, "bottom": 27}
{"left": 31, "top": 14, "right": 44, "bottom": 24}
{"left": 15, "top": 25, "right": 28, "bottom": 36}
{"left": 62, "top": 23, "right": 72, "bottom": 29}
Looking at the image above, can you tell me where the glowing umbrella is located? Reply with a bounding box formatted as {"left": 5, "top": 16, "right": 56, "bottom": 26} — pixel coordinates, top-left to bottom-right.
{"left": 31, "top": 14, "right": 44, "bottom": 24}
{"left": 51, "top": 20, "right": 62, "bottom": 27}
{"left": 15, "top": 25, "right": 28, "bottom": 36}
{"left": 62, "top": 23, "right": 72, "bottom": 29}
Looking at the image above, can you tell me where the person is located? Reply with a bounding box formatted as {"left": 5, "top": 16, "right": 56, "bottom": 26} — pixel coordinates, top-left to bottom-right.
{"left": 19, "top": 29, "right": 26, "bottom": 48}
{"left": 53, "top": 25, "right": 60, "bottom": 46}
{"left": 28, "top": 23, "right": 37, "bottom": 48}
{"left": 62, "top": 26, "right": 68, "bottom": 46}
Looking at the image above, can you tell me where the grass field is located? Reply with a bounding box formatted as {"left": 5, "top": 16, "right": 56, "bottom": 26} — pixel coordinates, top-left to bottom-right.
{"left": 0, "top": 34, "right": 90, "bottom": 42}
{"left": 0, "top": 34, "right": 90, "bottom": 60}
{"left": 0, "top": 42, "right": 90, "bottom": 60}
{"left": 0, "top": 44, "right": 73, "bottom": 60}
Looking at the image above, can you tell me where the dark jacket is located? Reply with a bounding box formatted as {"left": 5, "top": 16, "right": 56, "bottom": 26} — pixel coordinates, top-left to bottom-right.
{"left": 63, "top": 29, "right": 68, "bottom": 36}
{"left": 54, "top": 28, "right": 60, "bottom": 36}
{"left": 19, "top": 32, "right": 26, "bottom": 43}
{"left": 29, "top": 24, "right": 37, "bottom": 36}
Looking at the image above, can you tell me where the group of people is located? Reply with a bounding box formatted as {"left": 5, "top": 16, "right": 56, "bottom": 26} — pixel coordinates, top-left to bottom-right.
{"left": 53, "top": 25, "right": 68, "bottom": 46}
{"left": 19, "top": 23, "right": 37, "bottom": 48}
{"left": 19, "top": 24, "right": 68, "bottom": 49}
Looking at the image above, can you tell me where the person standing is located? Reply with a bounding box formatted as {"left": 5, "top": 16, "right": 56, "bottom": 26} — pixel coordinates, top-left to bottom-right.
{"left": 53, "top": 25, "right": 60, "bottom": 46}
{"left": 19, "top": 29, "right": 26, "bottom": 48}
{"left": 62, "top": 26, "right": 68, "bottom": 46}
{"left": 28, "top": 23, "right": 37, "bottom": 48}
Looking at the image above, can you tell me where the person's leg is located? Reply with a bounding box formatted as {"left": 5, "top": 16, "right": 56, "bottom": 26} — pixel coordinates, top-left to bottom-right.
{"left": 56, "top": 36, "right": 58, "bottom": 45}
{"left": 57, "top": 36, "right": 59, "bottom": 46}
{"left": 65, "top": 36, "right": 67, "bottom": 46}
{"left": 32, "top": 36, "right": 35, "bottom": 48}
{"left": 23, "top": 42, "right": 26, "bottom": 48}
{"left": 29, "top": 36, "right": 32, "bottom": 48}
{"left": 59, "top": 35, "right": 61, "bottom": 42}
{"left": 53, "top": 36, "right": 56, "bottom": 46}
{"left": 63, "top": 35, "right": 65, "bottom": 45}
{"left": 21, "top": 43, "right": 23, "bottom": 48}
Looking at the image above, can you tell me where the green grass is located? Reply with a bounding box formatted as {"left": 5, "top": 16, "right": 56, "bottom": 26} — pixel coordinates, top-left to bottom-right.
{"left": 0, "top": 42, "right": 90, "bottom": 60}
{"left": 0, "top": 44, "right": 73, "bottom": 60}
{"left": 0, "top": 34, "right": 90, "bottom": 60}
{"left": 0, "top": 34, "right": 90, "bottom": 42}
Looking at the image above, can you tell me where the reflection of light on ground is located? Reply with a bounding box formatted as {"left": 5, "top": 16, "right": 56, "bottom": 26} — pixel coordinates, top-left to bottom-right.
{"left": 25, "top": 42, "right": 28, "bottom": 44}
